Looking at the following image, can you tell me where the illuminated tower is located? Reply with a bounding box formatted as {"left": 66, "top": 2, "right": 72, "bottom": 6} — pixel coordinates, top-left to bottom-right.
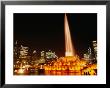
{"left": 64, "top": 13, "right": 75, "bottom": 56}
{"left": 39, "top": 51, "right": 45, "bottom": 64}
{"left": 88, "top": 47, "right": 92, "bottom": 59}
{"left": 14, "top": 40, "right": 20, "bottom": 65}
{"left": 92, "top": 41, "right": 97, "bottom": 59}
{"left": 31, "top": 50, "right": 37, "bottom": 65}
{"left": 14, "top": 41, "right": 20, "bottom": 59}
{"left": 19, "top": 45, "right": 29, "bottom": 59}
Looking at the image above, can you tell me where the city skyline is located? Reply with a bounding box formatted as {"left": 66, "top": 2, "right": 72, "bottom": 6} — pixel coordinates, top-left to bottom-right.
{"left": 14, "top": 13, "right": 97, "bottom": 75}
{"left": 14, "top": 13, "right": 97, "bottom": 57}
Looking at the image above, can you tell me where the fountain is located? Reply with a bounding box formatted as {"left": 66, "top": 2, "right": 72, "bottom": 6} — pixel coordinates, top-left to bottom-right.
{"left": 64, "top": 13, "right": 75, "bottom": 56}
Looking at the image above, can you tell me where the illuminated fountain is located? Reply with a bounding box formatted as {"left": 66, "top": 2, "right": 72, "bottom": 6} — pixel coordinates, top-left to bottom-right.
{"left": 64, "top": 14, "right": 75, "bottom": 56}
{"left": 43, "top": 14, "right": 97, "bottom": 75}
{"left": 62, "top": 13, "right": 77, "bottom": 62}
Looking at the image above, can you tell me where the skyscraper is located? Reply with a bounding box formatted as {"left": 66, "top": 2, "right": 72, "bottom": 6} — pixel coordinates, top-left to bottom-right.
{"left": 14, "top": 41, "right": 20, "bottom": 66}
{"left": 92, "top": 41, "right": 97, "bottom": 59}
{"left": 31, "top": 50, "right": 37, "bottom": 65}
{"left": 19, "top": 45, "right": 29, "bottom": 59}
{"left": 39, "top": 51, "right": 45, "bottom": 64}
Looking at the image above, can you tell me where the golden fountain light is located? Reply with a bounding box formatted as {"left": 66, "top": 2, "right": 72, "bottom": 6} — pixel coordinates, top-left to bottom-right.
{"left": 64, "top": 13, "right": 75, "bottom": 56}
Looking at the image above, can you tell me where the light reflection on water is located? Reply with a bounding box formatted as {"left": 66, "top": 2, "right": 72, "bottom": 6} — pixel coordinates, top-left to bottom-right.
{"left": 14, "top": 70, "right": 82, "bottom": 75}
{"left": 45, "top": 71, "right": 81, "bottom": 75}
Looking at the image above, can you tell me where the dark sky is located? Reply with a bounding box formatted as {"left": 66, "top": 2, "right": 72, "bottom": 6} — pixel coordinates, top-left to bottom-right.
{"left": 14, "top": 13, "right": 97, "bottom": 57}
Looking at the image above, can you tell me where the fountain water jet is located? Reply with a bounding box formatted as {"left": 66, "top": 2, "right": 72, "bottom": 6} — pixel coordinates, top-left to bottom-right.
{"left": 64, "top": 14, "right": 75, "bottom": 56}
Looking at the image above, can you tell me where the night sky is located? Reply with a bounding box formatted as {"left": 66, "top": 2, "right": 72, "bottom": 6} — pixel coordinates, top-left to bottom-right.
{"left": 14, "top": 13, "right": 97, "bottom": 57}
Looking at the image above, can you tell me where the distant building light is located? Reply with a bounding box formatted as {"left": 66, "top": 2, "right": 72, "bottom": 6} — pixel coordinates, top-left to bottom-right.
{"left": 33, "top": 50, "right": 37, "bottom": 54}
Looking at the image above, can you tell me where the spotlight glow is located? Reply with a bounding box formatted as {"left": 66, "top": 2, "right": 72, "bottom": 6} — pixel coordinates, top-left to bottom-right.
{"left": 64, "top": 14, "right": 75, "bottom": 56}
{"left": 18, "top": 68, "right": 24, "bottom": 74}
